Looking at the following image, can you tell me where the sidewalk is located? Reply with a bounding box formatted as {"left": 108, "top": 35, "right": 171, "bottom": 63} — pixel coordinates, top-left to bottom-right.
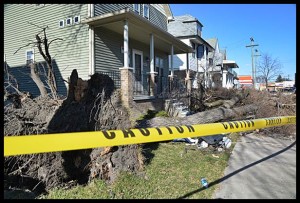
{"left": 213, "top": 133, "right": 296, "bottom": 199}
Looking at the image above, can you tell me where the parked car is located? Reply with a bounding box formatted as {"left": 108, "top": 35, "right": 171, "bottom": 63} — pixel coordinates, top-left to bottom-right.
{"left": 281, "top": 87, "right": 295, "bottom": 95}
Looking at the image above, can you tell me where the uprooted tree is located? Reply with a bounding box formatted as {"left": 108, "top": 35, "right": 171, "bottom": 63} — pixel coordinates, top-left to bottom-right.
{"left": 4, "top": 69, "right": 144, "bottom": 194}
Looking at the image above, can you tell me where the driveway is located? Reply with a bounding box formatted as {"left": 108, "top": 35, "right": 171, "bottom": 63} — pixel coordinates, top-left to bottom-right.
{"left": 213, "top": 133, "right": 296, "bottom": 199}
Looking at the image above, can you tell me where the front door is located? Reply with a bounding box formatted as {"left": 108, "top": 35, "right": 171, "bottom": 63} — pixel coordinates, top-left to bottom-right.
{"left": 133, "top": 49, "right": 143, "bottom": 93}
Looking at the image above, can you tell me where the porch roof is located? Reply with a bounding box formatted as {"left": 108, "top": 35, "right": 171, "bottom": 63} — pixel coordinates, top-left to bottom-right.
{"left": 223, "top": 60, "right": 239, "bottom": 68}
{"left": 81, "top": 8, "right": 194, "bottom": 54}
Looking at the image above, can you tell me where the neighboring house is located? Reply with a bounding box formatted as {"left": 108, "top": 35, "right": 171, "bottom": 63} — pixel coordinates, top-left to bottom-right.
{"left": 205, "top": 38, "right": 223, "bottom": 88}
{"left": 4, "top": 4, "right": 192, "bottom": 112}
{"left": 205, "top": 39, "right": 239, "bottom": 89}
{"left": 222, "top": 60, "right": 239, "bottom": 89}
{"left": 167, "top": 14, "right": 214, "bottom": 90}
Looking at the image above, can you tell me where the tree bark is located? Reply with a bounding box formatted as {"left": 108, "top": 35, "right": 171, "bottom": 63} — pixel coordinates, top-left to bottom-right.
{"left": 36, "top": 33, "right": 58, "bottom": 99}
{"left": 203, "top": 100, "right": 224, "bottom": 108}
{"left": 30, "top": 63, "right": 48, "bottom": 97}
{"left": 204, "top": 92, "right": 246, "bottom": 109}
{"left": 136, "top": 104, "right": 258, "bottom": 128}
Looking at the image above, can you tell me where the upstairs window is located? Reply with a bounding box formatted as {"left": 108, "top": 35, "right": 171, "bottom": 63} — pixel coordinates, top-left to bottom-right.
{"left": 26, "top": 50, "right": 34, "bottom": 65}
{"left": 197, "top": 45, "right": 204, "bottom": 59}
{"left": 133, "top": 4, "right": 140, "bottom": 14}
{"left": 66, "top": 17, "right": 72, "bottom": 26}
{"left": 59, "top": 20, "right": 64, "bottom": 28}
{"left": 197, "top": 23, "right": 202, "bottom": 36}
{"left": 74, "top": 15, "right": 80, "bottom": 24}
{"left": 191, "top": 42, "right": 196, "bottom": 58}
{"left": 143, "top": 4, "right": 149, "bottom": 19}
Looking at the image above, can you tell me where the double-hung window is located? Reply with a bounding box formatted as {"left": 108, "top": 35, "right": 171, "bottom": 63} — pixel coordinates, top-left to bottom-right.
{"left": 197, "top": 45, "right": 204, "bottom": 59}
{"left": 26, "top": 50, "right": 34, "bottom": 65}
{"left": 143, "top": 4, "right": 149, "bottom": 19}
{"left": 134, "top": 4, "right": 140, "bottom": 14}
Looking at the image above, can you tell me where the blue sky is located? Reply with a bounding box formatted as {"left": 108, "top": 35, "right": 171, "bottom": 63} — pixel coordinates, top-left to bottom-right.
{"left": 170, "top": 4, "right": 296, "bottom": 81}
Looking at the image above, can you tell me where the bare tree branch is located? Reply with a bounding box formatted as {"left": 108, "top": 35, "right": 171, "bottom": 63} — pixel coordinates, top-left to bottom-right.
{"left": 36, "top": 34, "right": 48, "bottom": 62}
{"left": 27, "top": 21, "right": 45, "bottom": 30}
{"left": 13, "top": 42, "right": 37, "bottom": 55}
{"left": 48, "top": 38, "right": 63, "bottom": 49}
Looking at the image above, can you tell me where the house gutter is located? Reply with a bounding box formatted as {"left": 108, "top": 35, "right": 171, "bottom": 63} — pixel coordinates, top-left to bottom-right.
{"left": 88, "top": 4, "right": 95, "bottom": 76}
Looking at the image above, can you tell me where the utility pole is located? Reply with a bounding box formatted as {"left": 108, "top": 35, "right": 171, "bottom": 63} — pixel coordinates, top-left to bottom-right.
{"left": 254, "top": 49, "right": 261, "bottom": 88}
{"left": 246, "top": 37, "right": 259, "bottom": 89}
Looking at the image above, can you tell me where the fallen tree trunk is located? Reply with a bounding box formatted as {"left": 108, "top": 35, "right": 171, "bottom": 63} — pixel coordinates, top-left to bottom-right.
{"left": 203, "top": 100, "right": 224, "bottom": 108}
{"left": 136, "top": 104, "right": 258, "bottom": 128}
{"left": 204, "top": 92, "right": 246, "bottom": 109}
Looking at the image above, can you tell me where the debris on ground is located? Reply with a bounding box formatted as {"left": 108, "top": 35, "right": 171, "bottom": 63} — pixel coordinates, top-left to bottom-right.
{"left": 173, "top": 133, "right": 232, "bottom": 152}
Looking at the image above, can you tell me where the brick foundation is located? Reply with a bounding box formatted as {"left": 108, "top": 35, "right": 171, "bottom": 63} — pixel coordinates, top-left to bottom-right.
{"left": 120, "top": 67, "right": 133, "bottom": 108}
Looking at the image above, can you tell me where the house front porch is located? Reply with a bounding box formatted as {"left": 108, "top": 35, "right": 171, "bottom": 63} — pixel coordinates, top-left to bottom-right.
{"left": 82, "top": 8, "right": 193, "bottom": 109}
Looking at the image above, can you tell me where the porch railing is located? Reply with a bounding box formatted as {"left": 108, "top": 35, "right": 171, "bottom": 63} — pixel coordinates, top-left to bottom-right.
{"left": 97, "top": 70, "right": 187, "bottom": 100}
{"left": 98, "top": 71, "right": 121, "bottom": 89}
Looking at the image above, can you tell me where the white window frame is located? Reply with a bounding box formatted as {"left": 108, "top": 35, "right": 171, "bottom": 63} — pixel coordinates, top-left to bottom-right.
{"left": 133, "top": 4, "right": 140, "bottom": 14}
{"left": 35, "top": 4, "right": 45, "bottom": 8}
{"left": 74, "top": 15, "right": 80, "bottom": 24}
{"left": 25, "top": 49, "right": 34, "bottom": 65}
{"left": 59, "top": 19, "right": 64, "bottom": 28}
{"left": 66, "top": 17, "right": 72, "bottom": 26}
{"left": 143, "top": 4, "right": 149, "bottom": 19}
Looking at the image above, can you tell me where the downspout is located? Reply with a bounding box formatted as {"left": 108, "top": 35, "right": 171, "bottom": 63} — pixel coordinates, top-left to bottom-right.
{"left": 88, "top": 4, "right": 95, "bottom": 76}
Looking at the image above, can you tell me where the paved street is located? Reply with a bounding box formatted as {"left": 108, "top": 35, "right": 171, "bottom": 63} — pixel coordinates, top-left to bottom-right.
{"left": 213, "top": 133, "right": 296, "bottom": 199}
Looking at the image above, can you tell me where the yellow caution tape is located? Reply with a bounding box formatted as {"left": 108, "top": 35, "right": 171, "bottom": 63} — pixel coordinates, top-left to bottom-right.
{"left": 4, "top": 116, "right": 296, "bottom": 156}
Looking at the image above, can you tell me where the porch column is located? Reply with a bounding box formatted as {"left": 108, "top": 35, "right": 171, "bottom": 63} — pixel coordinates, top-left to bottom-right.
{"left": 169, "top": 45, "right": 174, "bottom": 92}
{"left": 124, "top": 19, "right": 129, "bottom": 68}
{"left": 120, "top": 19, "right": 133, "bottom": 108}
{"left": 185, "top": 53, "right": 192, "bottom": 94}
{"left": 170, "top": 45, "right": 174, "bottom": 77}
{"left": 222, "top": 70, "right": 228, "bottom": 88}
{"left": 88, "top": 4, "right": 95, "bottom": 76}
{"left": 149, "top": 33, "right": 156, "bottom": 96}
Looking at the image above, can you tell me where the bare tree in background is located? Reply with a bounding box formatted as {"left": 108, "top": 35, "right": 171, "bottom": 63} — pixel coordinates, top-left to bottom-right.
{"left": 14, "top": 22, "right": 63, "bottom": 99}
{"left": 256, "top": 52, "right": 282, "bottom": 88}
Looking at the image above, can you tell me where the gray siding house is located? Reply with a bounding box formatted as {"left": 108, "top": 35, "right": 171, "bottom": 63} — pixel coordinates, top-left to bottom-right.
{"left": 167, "top": 14, "right": 214, "bottom": 89}
{"left": 4, "top": 4, "right": 192, "bottom": 110}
